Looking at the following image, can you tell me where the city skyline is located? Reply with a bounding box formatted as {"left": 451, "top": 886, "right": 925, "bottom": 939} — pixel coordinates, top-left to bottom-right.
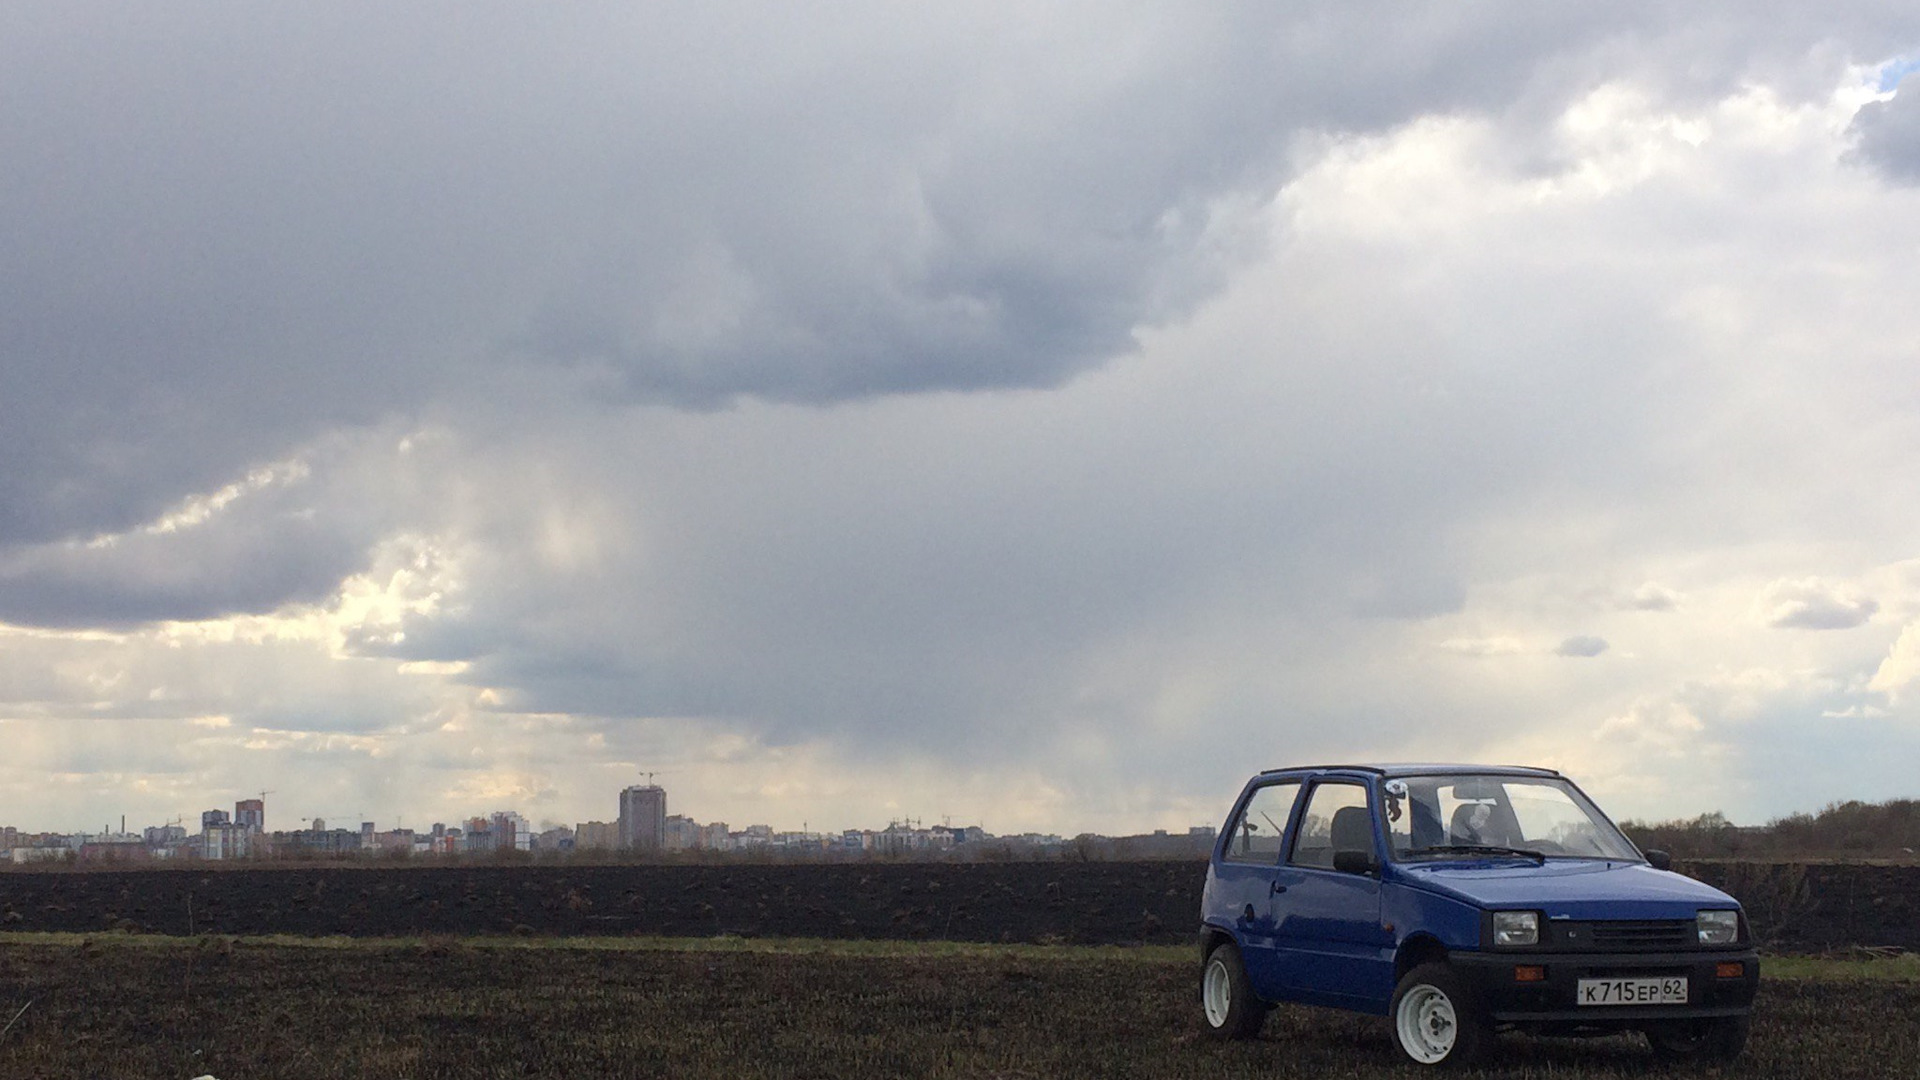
{"left": 0, "top": 782, "right": 1016, "bottom": 846}
{"left": 0, "top": 778, "right": 1089, "bottom": 864}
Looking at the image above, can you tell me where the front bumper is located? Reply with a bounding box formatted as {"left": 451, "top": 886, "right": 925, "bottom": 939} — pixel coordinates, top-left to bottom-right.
{"left": 1451, "top": 948, "right": 1759, "bottom": 1025}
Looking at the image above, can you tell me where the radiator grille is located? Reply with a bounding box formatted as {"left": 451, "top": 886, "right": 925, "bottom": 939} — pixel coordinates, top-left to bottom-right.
{"left": 1585, "top": 919, "right": 1695, "bottom": 951}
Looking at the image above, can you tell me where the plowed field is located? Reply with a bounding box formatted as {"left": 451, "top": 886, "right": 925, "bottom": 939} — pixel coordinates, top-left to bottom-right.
{"left": 0, "top": 936, "right": 1914, "bottom": 1080}
{"left": 4, "top": 859, "right": 1916, "bottom": 949}
{"left": 0, "top": 862, "right": 1197, "bottom": 945}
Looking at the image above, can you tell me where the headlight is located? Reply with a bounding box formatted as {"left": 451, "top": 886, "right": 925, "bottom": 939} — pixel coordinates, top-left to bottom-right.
{"left": 1698, "top": 910, "right": 1739, "bottom": 946}
{"left": 1493, "top": 911, "right": 1539, "bottom": 947}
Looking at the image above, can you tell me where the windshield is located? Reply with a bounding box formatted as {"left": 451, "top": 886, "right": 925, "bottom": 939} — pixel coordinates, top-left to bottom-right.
{"left": 1383, "top": 774, "right": 1641, "bottom": 861}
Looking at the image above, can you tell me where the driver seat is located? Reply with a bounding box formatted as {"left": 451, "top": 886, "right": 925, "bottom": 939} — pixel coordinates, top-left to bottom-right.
{"left": 1449, "top": 802, "right": 1505, "bottom": 846}
{"left": 1330, "top": 805, "right": 1373, "bottom": 861}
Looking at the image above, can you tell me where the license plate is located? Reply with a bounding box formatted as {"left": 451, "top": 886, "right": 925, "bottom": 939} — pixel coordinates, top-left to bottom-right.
{"left": 1577, "top": 976, "right": 1688, "bottom": 1006}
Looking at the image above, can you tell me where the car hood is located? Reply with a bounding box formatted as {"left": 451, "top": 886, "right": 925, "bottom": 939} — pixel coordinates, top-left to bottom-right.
{"left": 1393, "top": 859, "right": 1738, "bottom": 919}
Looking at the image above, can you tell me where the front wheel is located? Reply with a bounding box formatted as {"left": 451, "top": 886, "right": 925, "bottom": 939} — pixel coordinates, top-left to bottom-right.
{"left": 1646, "top": 1015, "right": 1749, "bottom": 1062}
{"left": 1391, "top": 963, "right": 1492, "bottom": 1067}
{"left": 1200, "top": 941, "right": 1265, "bottom": 1040}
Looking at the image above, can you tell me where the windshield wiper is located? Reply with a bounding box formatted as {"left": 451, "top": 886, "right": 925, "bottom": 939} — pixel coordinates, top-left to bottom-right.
{"left": 1407, "top": 844, "right": 1547, "bottom": 863}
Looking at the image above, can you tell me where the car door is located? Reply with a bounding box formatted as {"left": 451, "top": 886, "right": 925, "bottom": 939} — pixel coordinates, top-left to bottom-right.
{"left": 1208, "top": 779, "right": 1301, "bottom": 999}
{"left": 1269, "top": 778, "right": 1396, "bottom": 1010}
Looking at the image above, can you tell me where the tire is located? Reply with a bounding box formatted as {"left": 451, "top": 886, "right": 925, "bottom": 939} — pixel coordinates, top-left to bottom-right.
{"left": 1200, "top": 941, "right": 1266, "bottom": 1040}
{"left": 1391, "top": 963, "right": 1492, "bottom": 1067}
{"left": 1646, "top": 1015, "right": 1749, "bottom": 1062}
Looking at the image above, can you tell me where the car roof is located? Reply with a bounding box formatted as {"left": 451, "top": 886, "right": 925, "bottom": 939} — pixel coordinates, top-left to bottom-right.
{"left": 1255, "top": 763, "right": 1563, "bottom": 780}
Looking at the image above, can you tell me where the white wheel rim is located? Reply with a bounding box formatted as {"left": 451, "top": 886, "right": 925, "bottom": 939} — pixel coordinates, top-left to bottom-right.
{"left": 1396, "top": 984, "right": 1458, "bottom": 1064}
{"left": 1203, "top": 956, "right": 1233, "bottom": 1027}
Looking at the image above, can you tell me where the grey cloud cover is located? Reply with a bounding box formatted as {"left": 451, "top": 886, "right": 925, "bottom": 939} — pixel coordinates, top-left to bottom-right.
{"left": 1850, "top": 72, "right": 1920, "bottom": 180}
{"left": 2, "top": 2, "right": 1506, "bottom": 548}
{"left": 9, "top": 3, "right": 1914, "bottom": 556}
{"left": 7, "top": 4, "right": 1920, "bottom": 833}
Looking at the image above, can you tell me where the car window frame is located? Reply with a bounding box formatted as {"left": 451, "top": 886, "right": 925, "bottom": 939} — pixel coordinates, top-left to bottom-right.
{"left": 1219, "top": 778, "right": 1303, "bottom": 865}
{"left": 1285, "top": 777, "right": 1377, "bottom": 871}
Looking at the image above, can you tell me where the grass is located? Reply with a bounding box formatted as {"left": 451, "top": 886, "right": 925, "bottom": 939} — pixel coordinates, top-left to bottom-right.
{"left": 0, "top": 934, "right": 1915, "bottom": 1079}
{"left": 1759, "top": 951, "right": 1920, "bottom": 982}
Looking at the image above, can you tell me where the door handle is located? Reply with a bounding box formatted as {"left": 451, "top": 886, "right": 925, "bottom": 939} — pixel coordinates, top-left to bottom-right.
{"left": 1270, "top": 881, "right": 1287, "bottom": 894}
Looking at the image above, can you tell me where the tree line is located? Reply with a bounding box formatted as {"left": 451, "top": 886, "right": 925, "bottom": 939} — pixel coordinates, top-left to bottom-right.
{"left": 1621, "top": 798, "right": 1920, "bottom": 860}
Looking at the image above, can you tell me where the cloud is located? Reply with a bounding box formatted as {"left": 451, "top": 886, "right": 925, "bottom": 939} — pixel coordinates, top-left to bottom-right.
{"left": 1437, "top": 636, "right": 1532, "bottom": 658}
{"left": 1868, "top": 622, "right": 1920, "bottom": 702}
{"left": 0, "top": 4, "right": 1669, "bottom": 552}
{"left": 1760, "top": 579, "right": 1880, "bottom": 630}
{"left": 1349, "top": 575, "right": 1468, "bottom": 620}
{"left": 11, "top": 7, "right": 1920, "bottom": 833}
{"left": 10, "top": 4, "right": 1918, "bottom": 552}
{"left": 1628, "top": 582, "right": 1681, "bottom": 611}
{"left": 1556, "top": 635, "right": 1611, "bottom": 657}
{"left": 0, "top": 458, "right": 352, "bottom": 627}
{"left": 1849, "top": 72, "right": 1920, "bottom": 181}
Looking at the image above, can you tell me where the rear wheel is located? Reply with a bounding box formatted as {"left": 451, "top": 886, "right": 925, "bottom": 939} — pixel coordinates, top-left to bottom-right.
{"left": 1391, "top": 963, "right": 1491, "bottom": 1067}
{"left": 1646, "top": 1015, "right": 1749, "bottom": 1061}
{"left": 1200, "top": 941, "right": 1265, "bottom": 1040}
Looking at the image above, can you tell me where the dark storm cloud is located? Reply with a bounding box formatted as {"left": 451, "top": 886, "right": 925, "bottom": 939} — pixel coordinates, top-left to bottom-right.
{"left": 0, "top": 5, "right": 1701, "bottom": 547}
{"left": 1850, "top": 75, "right": 1920, "bottom": 181}
{"left": 0, "top": 527, "right": 357, "bottom": 629}
{"left": 0, "top": 426, "right": 429, "bottom": 629}
{"left": 4, "top": 1, "right": 1919, "bottom": 631}
{"left": 0, "top": 460, "right": 362, "bottom": 628}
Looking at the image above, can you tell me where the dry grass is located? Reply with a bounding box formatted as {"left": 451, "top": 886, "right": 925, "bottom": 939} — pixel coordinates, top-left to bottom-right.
{"left": 0, "top": 935, "right": 1913, "bottom": 1079}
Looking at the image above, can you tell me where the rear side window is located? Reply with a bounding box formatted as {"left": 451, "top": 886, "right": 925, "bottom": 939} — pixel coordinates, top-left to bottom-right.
{"left": 1222, "top": 781, "right": 1300, "bottom": 863}
{"left": 1290, "top": 781, "right": 1373, "bottom": 869}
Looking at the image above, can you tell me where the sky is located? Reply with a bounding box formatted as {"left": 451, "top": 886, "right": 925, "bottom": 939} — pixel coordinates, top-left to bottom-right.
{"left": 6, "top": 3, "right": 1920, "bottom": 837}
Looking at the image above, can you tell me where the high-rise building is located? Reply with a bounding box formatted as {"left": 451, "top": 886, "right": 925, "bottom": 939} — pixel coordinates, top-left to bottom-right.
{"left": 574, "top": 821, "right": 618, "bottom": 850}
{"left": 664, "top": 814, "right": 701, "bottom": 850}
{"left": 201, "top": 809, "right": 249, "bottom": 860}
{"left": 489, "top": 810, "right": 531, "bottom": 851}
{"left": 619, "top": 785, "right": 667, "bottom": 851}
{"left": 235, "top": 799, "right": 265, "bottom": 833}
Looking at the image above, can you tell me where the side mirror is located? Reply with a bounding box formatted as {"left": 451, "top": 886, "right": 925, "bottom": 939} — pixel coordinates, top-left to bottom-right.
{"left": 1644, "top": 849, "right": 1672, "bottom": 871}
{"left": 1332, "top": 849, "right": 1376, "bottom": 876}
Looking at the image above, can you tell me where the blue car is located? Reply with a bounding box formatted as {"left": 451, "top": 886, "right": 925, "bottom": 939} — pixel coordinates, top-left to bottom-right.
{"left": 1198, "top": 764, "right": 1758, "bottom": 1066}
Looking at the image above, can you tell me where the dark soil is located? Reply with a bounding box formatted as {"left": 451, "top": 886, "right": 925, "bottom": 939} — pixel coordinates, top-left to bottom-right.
{"left": 2, "top": 858, "right": 1915, "bottom": 949}
{"left": 1679, "top": 861, "right": 1920, "bottom": 951}
{"left": 0, "top": 861, "right": 1200, "bottom": 944}
{"left": 0, "top": 939, "right": 1914, "bottom": 1080}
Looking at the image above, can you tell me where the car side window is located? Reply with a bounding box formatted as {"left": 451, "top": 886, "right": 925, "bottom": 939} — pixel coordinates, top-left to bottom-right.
{"left": 1222, "top": 781, "right": 1301, "bottom": 863}
{"left": 1289, "top": 781, "right": 1373, "bottom": 870}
